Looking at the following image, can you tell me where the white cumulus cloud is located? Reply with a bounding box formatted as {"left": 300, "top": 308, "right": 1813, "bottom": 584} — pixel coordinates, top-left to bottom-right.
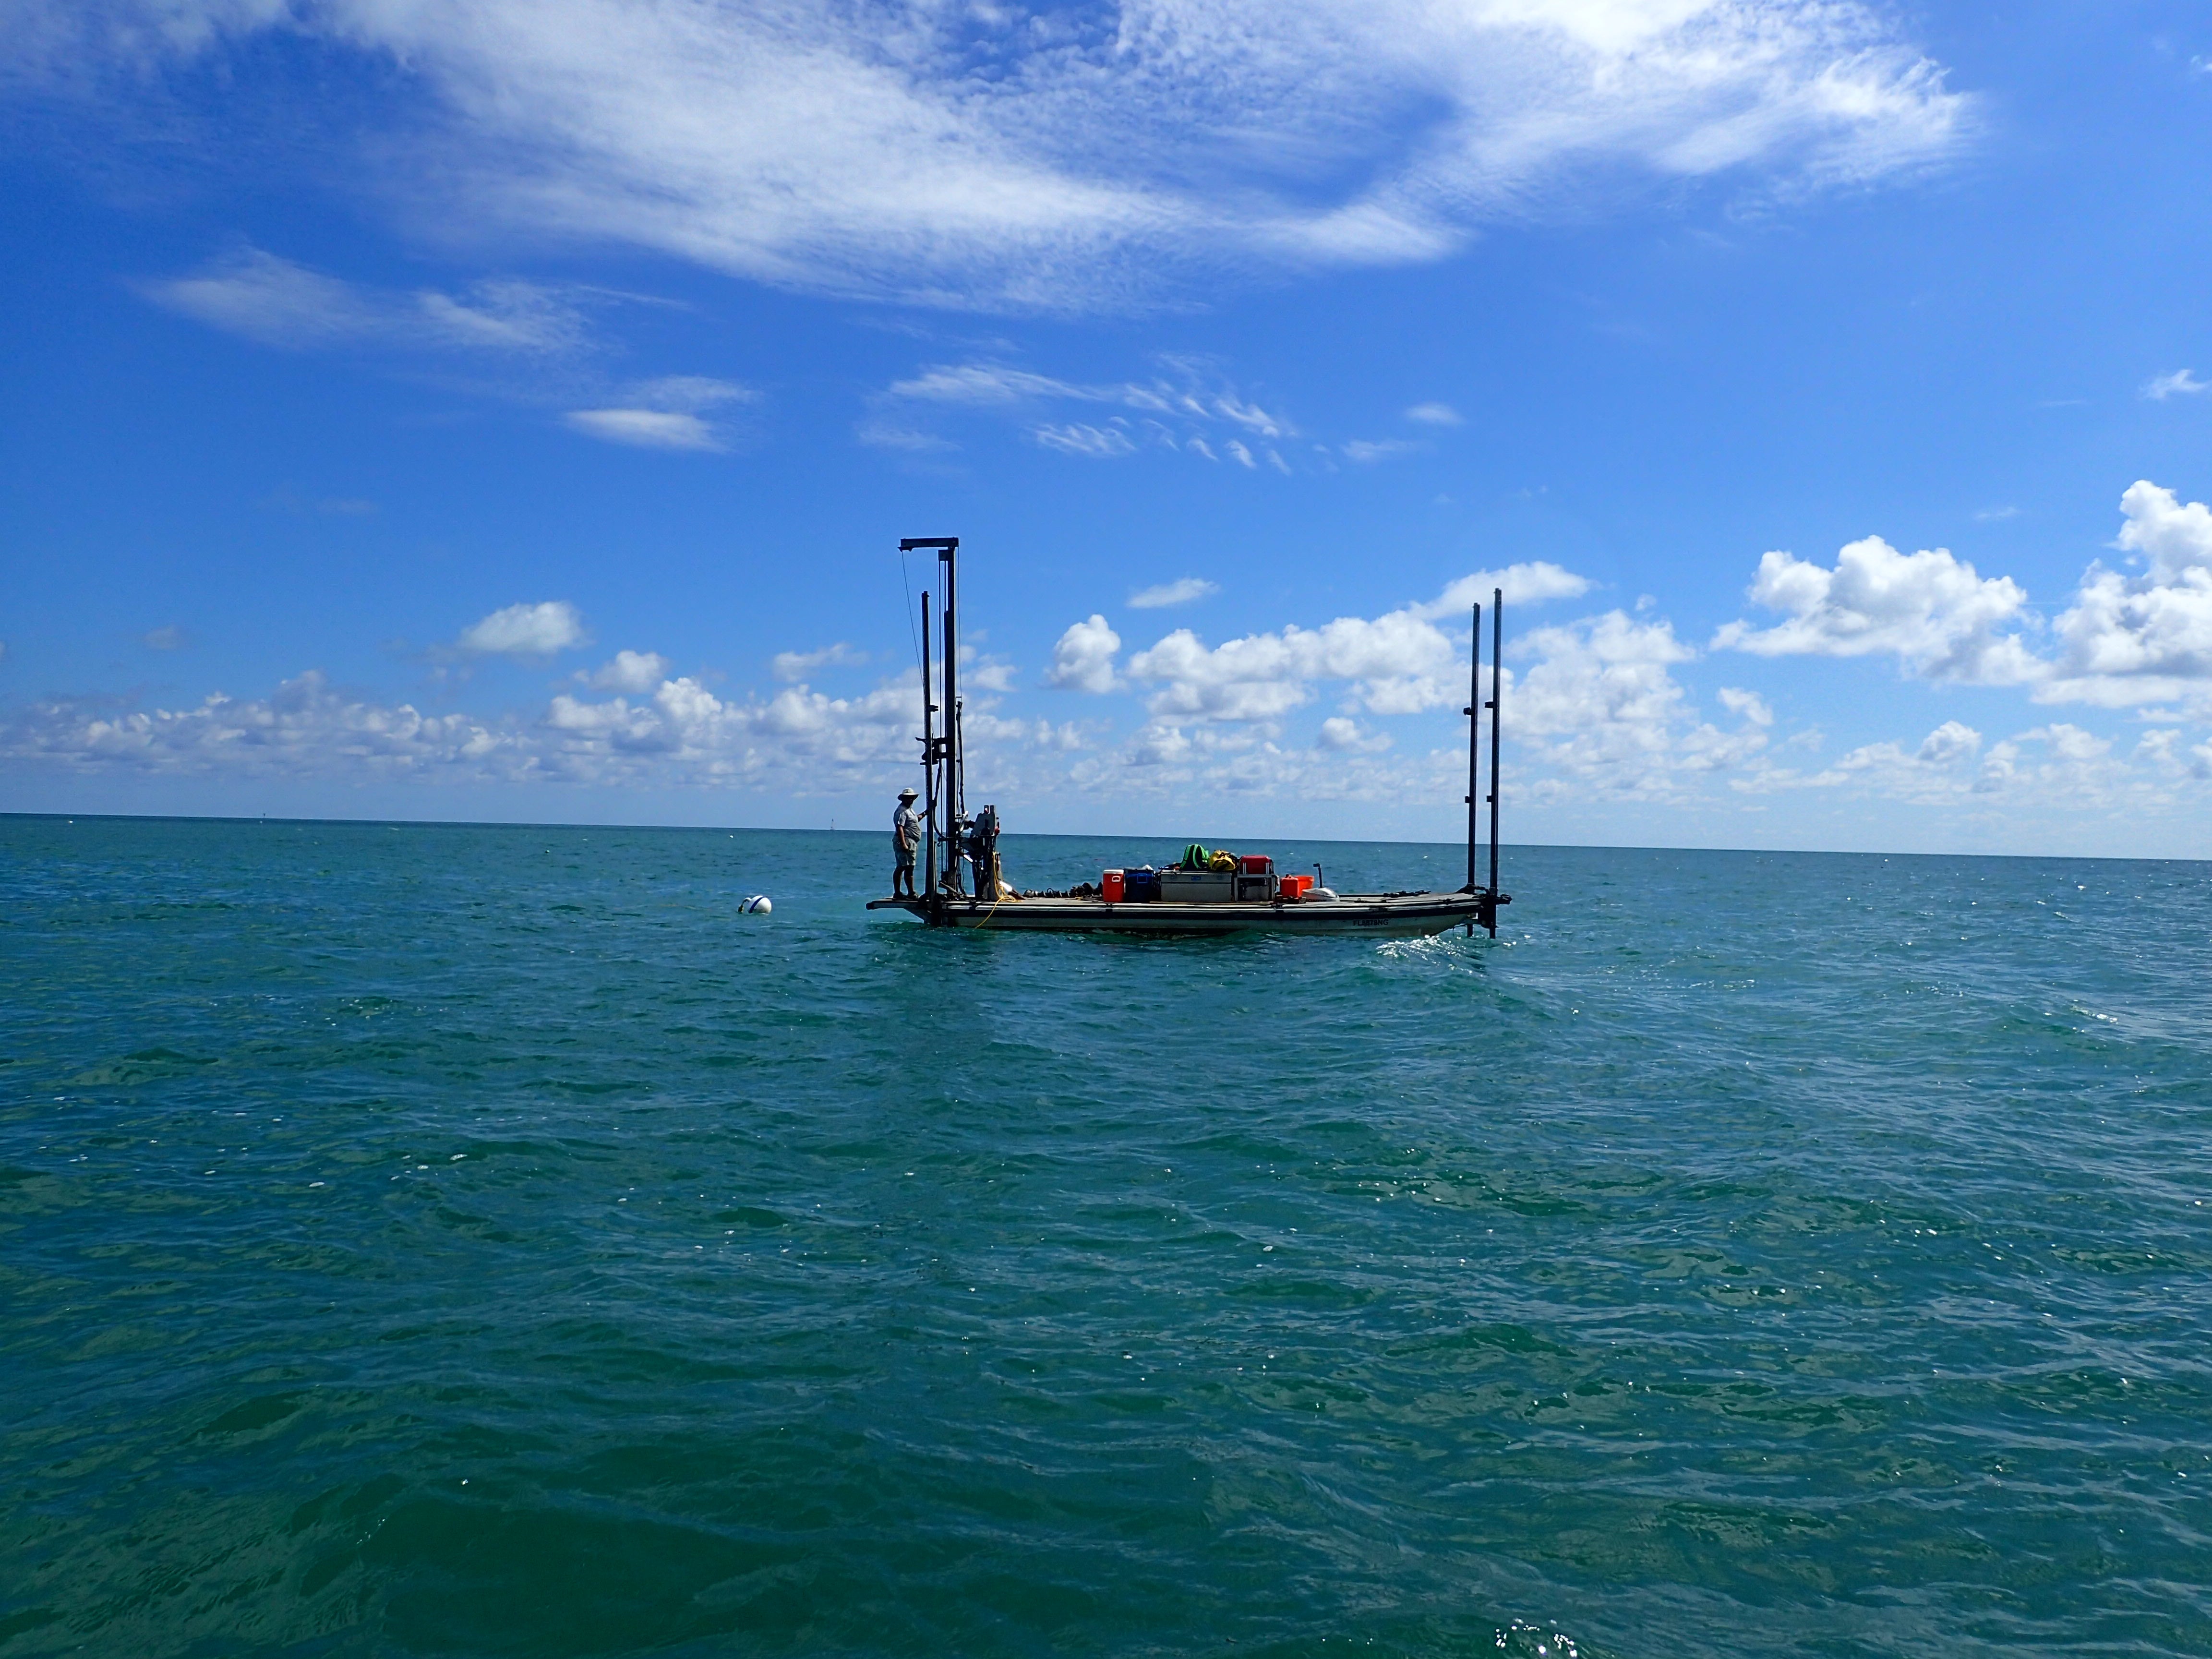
{"left": 1117, "top": 564, "right": 1597, "bottom": 726}
{"left": 1048, "top": 615, "right": 1123, "bottom": 694}
{"left": 2041, "top": 480, "right": 2212, "bottom": 709}
{"left": 1713, "top": 535, "right": 2039, "bottom": 683}
{"left": 1412, "top": 562, "right": 1596, "bottom": 620}
{"left": 1503, "top": 612, "right": 1797, "bottom": 798}
{"left": 1316, "top": 715, "right": 1390, "bottom": 753}
{"left": 1717, "top": 686, "right": 1773, "bottom": 726}
{"left": 458, "top": 601, "right": 588, "bottom": 657}
{"left": 585, "top": 650, "right": 672, "bottom": 693}
{"left": 0, "top": 661, "right": 1073, "bottom": 796}
{"left": 1764, "top": 718, "right": 1983, "bottom": 802}
{"left": 1130, "top": 612, "right": 1456, "bottom": 723}
{"left": 0, "top": 673, "right": 525, "bottom": 780}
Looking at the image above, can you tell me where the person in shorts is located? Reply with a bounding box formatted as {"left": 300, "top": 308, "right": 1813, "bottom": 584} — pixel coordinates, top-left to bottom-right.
{"left": 892, "top": 788, "right": 922, "bottom": 898}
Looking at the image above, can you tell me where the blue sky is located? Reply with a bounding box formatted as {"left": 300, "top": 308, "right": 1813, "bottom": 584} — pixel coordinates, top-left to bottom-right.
{"left": 4, "top": 0, "right": 2211, "bottom": 855}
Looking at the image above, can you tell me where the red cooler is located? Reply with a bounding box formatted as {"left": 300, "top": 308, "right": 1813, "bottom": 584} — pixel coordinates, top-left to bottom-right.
{"left": 1101, "top": 870, "right": 1126, "bottom": 902}
{"left": 1238, "top": 854, "right": 1274, "bottom": 875}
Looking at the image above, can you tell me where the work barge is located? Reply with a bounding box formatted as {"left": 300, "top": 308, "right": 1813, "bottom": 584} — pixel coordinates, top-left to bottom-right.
{"left": 866, "top": 537, "right": 1510, "bottom": 938}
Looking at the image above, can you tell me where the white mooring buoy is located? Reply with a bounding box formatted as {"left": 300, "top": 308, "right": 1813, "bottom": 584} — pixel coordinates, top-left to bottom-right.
{"left": 739, "top": 894, "right": 773, "bottom": 915}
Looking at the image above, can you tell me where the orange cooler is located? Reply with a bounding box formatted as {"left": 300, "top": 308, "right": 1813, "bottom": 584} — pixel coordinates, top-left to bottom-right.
{"left": 1102, "top": 870, "right": 1126, "bottom": 902}
{"left": 1277, "top": 874, "right": 1313, "bottom": 900}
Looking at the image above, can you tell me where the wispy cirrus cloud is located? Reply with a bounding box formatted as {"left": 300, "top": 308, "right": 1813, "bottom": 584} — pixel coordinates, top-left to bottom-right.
{"left": 2144, "top": 369, "right": 2208, "bottom": 401}
{"left": 151, "top": 248, "right": 759, "bottom": 444}
{"left": 28, "top": 0, "right": 1973, "bottom": 310}
{"left": 1129, "top": 578, "right": 1218, "bottom": 611}
{"left": 561, "top": 409, "right": 715, "bottom": 450}
{"left": 876, "top": 357, "right": 1299, "bottom": 469}
{"left": 1034, "top": 422, "right": 1137, "bottom": 459}
{"left": 771, "top": 643, "right": 865, "bottom": 682}
{"left": 564, "top": 375, "right": 754, "bottom": 451}
{"left": 1342, "top": 438, "right": 1423, "bottom": 463}
{"left": 148, "top": 249, "right": 588, "bottom": 355}
{"left": 886, "top": 366, "right": 1089, "bottom": 405}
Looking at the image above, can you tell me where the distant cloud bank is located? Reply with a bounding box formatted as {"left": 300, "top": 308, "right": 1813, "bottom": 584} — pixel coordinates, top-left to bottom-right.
{"left": 8, "top": 485, "right": 2211, "bottom": 824}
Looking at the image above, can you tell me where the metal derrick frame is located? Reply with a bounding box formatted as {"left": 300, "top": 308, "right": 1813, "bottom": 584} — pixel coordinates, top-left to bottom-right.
{"left": 902, "top": 536, "right": 976, "bottom": 925}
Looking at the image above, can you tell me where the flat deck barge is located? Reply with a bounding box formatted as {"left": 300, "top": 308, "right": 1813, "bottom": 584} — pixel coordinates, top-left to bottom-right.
{"left": 876, "top": 535, "right": 1511, "bottom": 940}
{"left": 866, "top": 889, "right": 1494, "bottom": 936}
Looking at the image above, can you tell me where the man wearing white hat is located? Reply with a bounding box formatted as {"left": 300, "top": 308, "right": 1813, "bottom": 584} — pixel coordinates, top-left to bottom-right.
{"left": 891, "top": 787, "right": 922, "bottom": 899}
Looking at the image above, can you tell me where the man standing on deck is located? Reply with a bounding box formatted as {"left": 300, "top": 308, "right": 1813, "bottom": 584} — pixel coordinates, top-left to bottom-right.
{"left": 891, "top": 787, "right": 922, "bottom": 899}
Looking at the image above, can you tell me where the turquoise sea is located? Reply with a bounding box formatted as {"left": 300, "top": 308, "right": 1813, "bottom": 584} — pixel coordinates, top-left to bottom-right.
{"left": 5, "top": 814, "right": 2211, "bottom": 1658}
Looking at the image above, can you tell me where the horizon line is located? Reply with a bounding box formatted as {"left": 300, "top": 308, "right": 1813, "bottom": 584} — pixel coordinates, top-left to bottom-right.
{"left": 3, "top": 810, "right": 2202, "bottom": 867}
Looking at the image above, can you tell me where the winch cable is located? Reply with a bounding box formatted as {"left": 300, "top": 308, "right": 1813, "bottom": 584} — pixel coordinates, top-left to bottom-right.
{"left": 898, "top": 547, "right": 923, "bottom": 680}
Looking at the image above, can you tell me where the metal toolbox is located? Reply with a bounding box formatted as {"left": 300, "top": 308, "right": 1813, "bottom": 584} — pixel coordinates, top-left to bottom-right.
{"left": 1158, "top": 870, "right": 1235, "bottom": 903}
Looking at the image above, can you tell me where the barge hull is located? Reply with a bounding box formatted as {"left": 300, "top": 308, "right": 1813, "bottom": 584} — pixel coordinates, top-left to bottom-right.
{"left": 865, "top": 891, "right": 1488, "bottom": 938}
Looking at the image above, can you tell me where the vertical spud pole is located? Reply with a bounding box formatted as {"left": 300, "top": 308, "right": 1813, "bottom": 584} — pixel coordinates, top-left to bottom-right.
{"left": 1487, "top": 589, "right": 1503, "bottom": 938}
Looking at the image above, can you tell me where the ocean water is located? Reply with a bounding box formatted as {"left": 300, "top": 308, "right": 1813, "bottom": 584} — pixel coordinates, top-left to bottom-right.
{"left": 5, "top": 815, "right": 2211, "bottom": 1659}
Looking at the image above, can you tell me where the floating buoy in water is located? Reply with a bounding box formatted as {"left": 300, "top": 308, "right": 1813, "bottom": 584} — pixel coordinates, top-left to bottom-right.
{"left": 739, "top": 894, "right": 773, "bottom": 915}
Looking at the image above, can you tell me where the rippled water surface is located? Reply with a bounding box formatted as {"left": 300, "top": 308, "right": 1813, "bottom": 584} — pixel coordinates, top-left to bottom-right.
{"left": 5, "top": 816, "right": 2212, "bottom": 1658}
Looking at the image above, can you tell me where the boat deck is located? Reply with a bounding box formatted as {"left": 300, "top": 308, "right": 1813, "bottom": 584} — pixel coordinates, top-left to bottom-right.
{"left": 865, "top": 890, "right": 1500, "bottom": 937}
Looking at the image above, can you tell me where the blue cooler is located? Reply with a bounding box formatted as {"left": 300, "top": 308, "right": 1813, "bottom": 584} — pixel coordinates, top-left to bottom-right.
{"left": 1125, "top": 866, "right": 1161, "bottom": 902}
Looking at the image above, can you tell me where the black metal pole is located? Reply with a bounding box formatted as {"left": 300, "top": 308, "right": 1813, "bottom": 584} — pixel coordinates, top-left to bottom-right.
{"left": 941, "top": 545, "right": 960, "bottom": 895}
{"left": 920, "top": 593, "right": 936, "bottom": 919}
{"left": 1465, "top": 601, "right": 1481, "bottom": 894}
{"left": 1486, "top": 589, "right": 1503, "bottom": 938}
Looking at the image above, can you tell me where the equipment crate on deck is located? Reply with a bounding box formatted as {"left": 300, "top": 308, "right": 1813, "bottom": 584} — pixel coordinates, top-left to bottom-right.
{"left": 1159, "top": 870, "right": 1235, "bottom": 903}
